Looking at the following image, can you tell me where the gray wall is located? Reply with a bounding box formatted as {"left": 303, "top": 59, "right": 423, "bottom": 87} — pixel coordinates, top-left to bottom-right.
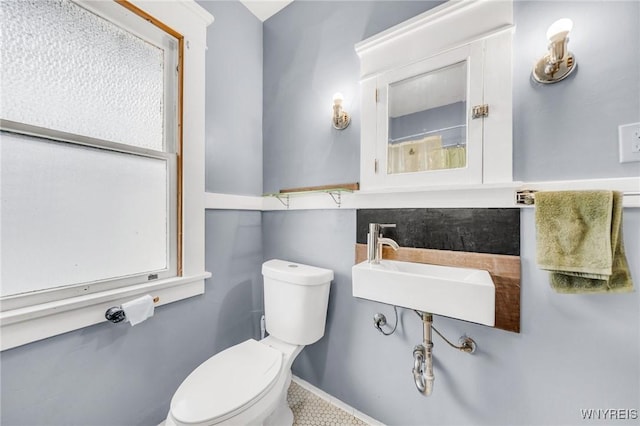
{"left": 204, "top": 0, "right": 263, "bottom": 195}
{"left": 263, "top": 1, "right": 444, "bottom": 193}
{"left": 513, "top": 1, "right": 640, "bottom": 181}
{"left": 263, "top": 210, "right": 640, "bottom": 426}
{"left": 2, "top": 1, "right": 639, "bottom": 425}
{"left": 262, "top": 1, "right": 640, "bottom": 425}
{"left": 0, "top": 2, "right": 264, "bottom": 425}
{"left": 0, "top": 210, "right": 264, "bottom": 426}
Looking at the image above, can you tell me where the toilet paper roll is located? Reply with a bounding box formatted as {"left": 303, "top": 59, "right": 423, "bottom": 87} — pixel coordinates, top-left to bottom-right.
{"left": 121, "top": 295, "right": 155, "bottom": 326}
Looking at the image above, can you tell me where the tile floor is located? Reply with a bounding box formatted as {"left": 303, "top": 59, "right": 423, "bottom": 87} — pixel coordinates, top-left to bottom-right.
{"left": 287, "top": 381, "right": 369, "bottom": 426}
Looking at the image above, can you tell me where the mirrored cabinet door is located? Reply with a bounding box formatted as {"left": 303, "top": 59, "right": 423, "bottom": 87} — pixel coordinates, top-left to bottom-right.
{"left": 387, "top": 60, "right": 467, "bottom": 175}
{"left": 373, "top": 42, "right": 484, "bottom": 188}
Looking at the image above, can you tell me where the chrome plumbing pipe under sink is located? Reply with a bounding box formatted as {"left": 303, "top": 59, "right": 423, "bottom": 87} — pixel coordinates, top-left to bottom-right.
{"left": 413, "top": 312, "right": 435, "bottom": 396}
{"left": 411, "top": 311, "right": 477, "bottom": 396}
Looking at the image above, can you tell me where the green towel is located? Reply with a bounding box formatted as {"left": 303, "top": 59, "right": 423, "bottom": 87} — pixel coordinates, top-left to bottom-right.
{"left": 535, "top": 190, "right": 634, "bottom": 294}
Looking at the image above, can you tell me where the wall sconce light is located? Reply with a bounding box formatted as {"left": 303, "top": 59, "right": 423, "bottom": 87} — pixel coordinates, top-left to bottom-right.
{"left": 532, "top": 18, "right": 577, "bottom": 84}
{"left": 332, "top": 92, "right": 351, "bottom": 130}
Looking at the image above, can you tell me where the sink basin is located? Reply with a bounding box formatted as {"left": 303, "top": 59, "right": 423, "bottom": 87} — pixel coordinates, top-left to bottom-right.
{"left": 352, "top": 260, "right": 495, "bottom": 326}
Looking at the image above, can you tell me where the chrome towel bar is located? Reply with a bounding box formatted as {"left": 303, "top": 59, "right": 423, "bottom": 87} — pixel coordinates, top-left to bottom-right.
{"left": 515, "top": 190, "right": 640, "bottom": 206}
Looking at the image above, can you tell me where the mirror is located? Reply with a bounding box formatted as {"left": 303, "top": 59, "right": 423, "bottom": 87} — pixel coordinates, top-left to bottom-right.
{"left": 387, "top": 61, "right": 467, "bottom": 175}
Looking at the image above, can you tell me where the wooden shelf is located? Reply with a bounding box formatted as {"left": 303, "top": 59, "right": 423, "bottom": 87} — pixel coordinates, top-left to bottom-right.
{"left": 263, "top": 183, "right": 359, "bottom": 208}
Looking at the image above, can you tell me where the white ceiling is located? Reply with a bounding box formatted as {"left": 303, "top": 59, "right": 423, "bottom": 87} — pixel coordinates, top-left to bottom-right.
{"left": 240, "top": 0, "right": 294, "bottom": 22}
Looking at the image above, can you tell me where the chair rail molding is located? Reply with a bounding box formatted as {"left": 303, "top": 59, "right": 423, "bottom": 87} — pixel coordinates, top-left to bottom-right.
{"left": 204, "top": 177, "right": 640, "bottom": 211}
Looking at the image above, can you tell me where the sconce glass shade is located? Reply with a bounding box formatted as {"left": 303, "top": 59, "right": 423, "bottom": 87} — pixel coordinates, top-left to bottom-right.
{"left": 532, "top": 18, "right": 576, "bottom": 84}
{"left": 332, "top": 92, "right": 350, "bottom": 130}
{"left": 546, "top": 18, "right": 573, "bottom": 42}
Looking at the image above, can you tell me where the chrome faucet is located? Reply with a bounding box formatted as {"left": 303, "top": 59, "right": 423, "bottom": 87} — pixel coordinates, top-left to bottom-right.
{"left": 367, "top": 223, "right": 400, "bottom": 264}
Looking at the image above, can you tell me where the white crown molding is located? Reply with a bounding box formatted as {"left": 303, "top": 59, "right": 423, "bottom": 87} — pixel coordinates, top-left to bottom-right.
{"left": 354, "top": 0, "right": 513, "bottom": 79}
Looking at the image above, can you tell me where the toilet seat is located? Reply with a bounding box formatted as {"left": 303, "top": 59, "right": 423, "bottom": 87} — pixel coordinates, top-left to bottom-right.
{"left": 170, "top": 339, "right": 283, "bottom": 425}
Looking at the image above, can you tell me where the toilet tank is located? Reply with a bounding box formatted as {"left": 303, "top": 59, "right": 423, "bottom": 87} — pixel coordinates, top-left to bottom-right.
{"left": 262, "top": 259, "right": 333, "bottom": 345}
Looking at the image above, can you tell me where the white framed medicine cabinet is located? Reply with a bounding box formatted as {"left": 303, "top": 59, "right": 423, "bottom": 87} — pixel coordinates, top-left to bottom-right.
{"left": 355, "top": 0, "right": 514, "bottom": 191}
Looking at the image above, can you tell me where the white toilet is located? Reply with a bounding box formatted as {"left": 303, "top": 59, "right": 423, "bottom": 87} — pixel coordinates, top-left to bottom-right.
{"left": 164, "top": 259, "right": 333, "bottom": 426}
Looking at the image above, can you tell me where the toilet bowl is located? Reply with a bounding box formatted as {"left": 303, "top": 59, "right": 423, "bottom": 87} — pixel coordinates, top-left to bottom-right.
{"left": 164, "top": 260, "right": 333, "bottom": 426}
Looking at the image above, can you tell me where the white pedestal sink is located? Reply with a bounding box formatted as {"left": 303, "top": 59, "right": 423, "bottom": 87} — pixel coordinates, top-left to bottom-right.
{"left": 352, "top": 260, "right": 495, "bottom": 326}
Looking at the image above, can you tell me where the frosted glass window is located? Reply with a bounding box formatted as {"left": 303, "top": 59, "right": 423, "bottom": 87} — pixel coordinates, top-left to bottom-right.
{"left": 0, "top": 0, "right": 176, "bottom": 151}
{"left": 0, "top": 0, "right": 179, "bottom": 306}
{"left": 1, "top": 132, "right": 169, "bottom": 297}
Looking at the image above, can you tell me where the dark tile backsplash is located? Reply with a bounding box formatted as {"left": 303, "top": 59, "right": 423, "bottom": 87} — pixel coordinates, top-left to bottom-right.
{"left": 357, "top": 208, "right": 520, "bottom": 256}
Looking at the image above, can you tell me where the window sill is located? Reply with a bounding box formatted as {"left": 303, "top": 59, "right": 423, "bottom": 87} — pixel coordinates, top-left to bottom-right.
{"left": 0, "top": 273, "right": 211, "bottom": 351}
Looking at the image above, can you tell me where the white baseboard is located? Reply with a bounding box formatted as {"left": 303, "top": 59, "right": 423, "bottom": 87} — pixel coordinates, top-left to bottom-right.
{"left": 292, "top": 375, "right": 385, "bottom": 426}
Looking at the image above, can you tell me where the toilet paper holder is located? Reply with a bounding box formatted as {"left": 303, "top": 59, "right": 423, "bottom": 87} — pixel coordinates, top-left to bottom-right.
{"left": 105, "top": 296, "right": 160, "bottom": 323}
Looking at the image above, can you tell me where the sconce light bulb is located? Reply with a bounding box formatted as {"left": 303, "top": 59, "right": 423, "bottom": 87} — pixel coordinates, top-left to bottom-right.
{"left": 331, "top": 91, "right": 350, "bottom": 130}
{"left": 546, "top": 18, "right": 573, "bottom": 42}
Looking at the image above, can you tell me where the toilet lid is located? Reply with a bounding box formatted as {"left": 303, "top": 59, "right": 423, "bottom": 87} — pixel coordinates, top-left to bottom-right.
{"left": 170, "top": 339, "right": 283, "bottom": 425}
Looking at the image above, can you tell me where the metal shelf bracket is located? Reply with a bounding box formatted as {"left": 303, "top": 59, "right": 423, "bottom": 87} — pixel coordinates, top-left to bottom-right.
{"left": 327, "top": 191, "right": 342, "bottom": 207}
{"left": 274, "top": 194, "right": 290, "bottom": 209}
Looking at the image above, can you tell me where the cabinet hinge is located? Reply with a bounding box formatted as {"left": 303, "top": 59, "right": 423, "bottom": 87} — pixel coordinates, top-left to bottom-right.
{"left": 375, "top": 89, "right": 379, "bottom": 103}
{"left": 374, "top": 159, "right": 379, "bottom": 173}
{"left": 472, "top": 104, "right": 489, "bottom": 119}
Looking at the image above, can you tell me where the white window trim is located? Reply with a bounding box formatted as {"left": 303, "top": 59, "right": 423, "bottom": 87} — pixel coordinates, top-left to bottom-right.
{"left": 0, "top": 0, "right": 214, "bottom": 351}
